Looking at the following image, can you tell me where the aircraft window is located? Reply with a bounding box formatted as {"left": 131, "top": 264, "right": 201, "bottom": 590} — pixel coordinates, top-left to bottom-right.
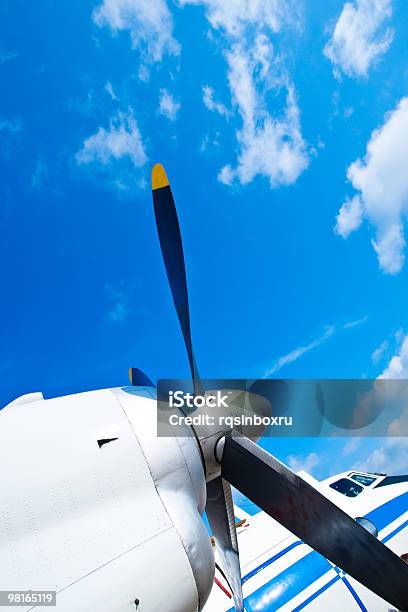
{"left": 355, "top": 517, "right": 378, "bottom": 538}
{"left": 350, "top": 474, "right": 377, "bottom": 486}
{"left": 329, "top": 478, "right": 363, "bottom": 497}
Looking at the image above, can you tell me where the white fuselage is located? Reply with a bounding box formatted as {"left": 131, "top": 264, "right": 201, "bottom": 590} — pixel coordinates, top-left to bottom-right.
{"left": 0, "top": 387, "right": 213, "bottom": 612}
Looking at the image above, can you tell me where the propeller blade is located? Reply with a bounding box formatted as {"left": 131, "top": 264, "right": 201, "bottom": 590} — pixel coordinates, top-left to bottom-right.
{"left": 128, "top": 367, "right": 155, "bottom": 387}
{"left": 151, "top": 164, "right": 202, "bottom": 395}
{"left": 221, "top": 433, "right": 408, "bottom": 611}
{"left": 206, "top": 476, "right": 243, "bottom": 612}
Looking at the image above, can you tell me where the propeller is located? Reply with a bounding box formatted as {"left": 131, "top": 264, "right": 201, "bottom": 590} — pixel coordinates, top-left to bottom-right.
{"left": 152, "top": 164, "right": 202, "bottom": 396}
{"left": 206, "top": 477, "right": 243, "bottom": 612}
{"left": 150, "top": 163, "right": 408, "bottom": 611}
{"left": 151, "top": 163, "right": 242, "bottom": 606}
{"left": 128, "top": 367, "right": 155, "bottom": 387}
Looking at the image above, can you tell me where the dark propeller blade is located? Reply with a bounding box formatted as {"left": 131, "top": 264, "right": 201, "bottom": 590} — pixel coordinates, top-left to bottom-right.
{"left": 128, "top": 368, "right": 155, "bottom": 387}
{"left": 221, "top": 433, "right": 408, "bottom": 611}
{"left": 206, "top": 477, "right": 243, "bottom": 612}
{"left": 151, "top": 164, "right": 202, "bottom": 395}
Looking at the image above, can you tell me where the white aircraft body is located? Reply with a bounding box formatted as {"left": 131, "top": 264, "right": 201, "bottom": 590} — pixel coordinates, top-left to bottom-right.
{"left": 1, "top": 165, "right": 407, "bottom": 611}
{"left": 0, "top": 387, "right": 215, "bottom": 612}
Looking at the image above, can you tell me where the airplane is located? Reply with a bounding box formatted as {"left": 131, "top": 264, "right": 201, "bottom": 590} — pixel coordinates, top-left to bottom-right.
{"left": 0, "top": 164, "right": 407, "bottom": 612}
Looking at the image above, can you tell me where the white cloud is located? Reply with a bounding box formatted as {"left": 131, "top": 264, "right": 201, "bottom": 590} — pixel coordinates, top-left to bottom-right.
{"left": 105, "top": 81, "right": 118, "bottom": 100}
{"left": 379, "top": 334, "right": 408, "bottom": 378}
{"left": 93, "top": 0, "right": 179, "bottom": 63}
{"left": 179, "top": 0, "right": 295, "bottom": 37}
{"left": 158, "top": 89, "right": 180, "bottom": 121}
{"left": 138, "top": 64, "right": 150, "bottom": 82}
{"left": 76, "top": 109, "right": 147, "bottom": 169}
{"left": 353, "top": 437, "right": 408, "bottom": 474}
{"left": 218, "top": 164, "right": 234, "bottom": 186}
{"left": 324, "top": 0, "right": 393, "bottom": 78}
{"left": 220, "top": 48, "right": 309, "bottom": 187}
{"left": 265, "top": 315, "right": 368, "bottom": 375}
{"left": 105, "top": 283, "right": 130, "bottom": 323}
{"left": 265, "top": 325, "right": 335, "bottom": 376}
{"left": 341, "top": 437, "right": 362, "bottom": 457}
{"left": 202, "top": 85, "right": 229, "bottom": 117}
{"left": 287, "top": 452, "right": 320, "bottom": 475}
{"left": 335, "top": 98, "right": 408, "bottom": 274}
{"left": 373, "top": 335, "right": 408, "bottom": 436}
{"left": 335, "top": 195, "right": 363, "bottom": 238}
{"left": 76, "top": 110, "right": 147, "bottom": 191}
{"left": 388, "top": 406, "right": 408, "bottom": 437}
{"left": 180, "top": 1, "right": 309, "bottom": 188}
{"left": 371, "top": 339, "right": 388, "bottom": 364}
{"left": 343, "top": 315, "right": 368, "bottom": 329}
{"left": 200, "top": 132, "right": 221, "bottom": 152}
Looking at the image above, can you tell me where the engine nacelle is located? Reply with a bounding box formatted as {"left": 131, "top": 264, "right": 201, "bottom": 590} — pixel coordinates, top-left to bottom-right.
{"left": 0, "top": 387, "right": 214, "bottom": 611}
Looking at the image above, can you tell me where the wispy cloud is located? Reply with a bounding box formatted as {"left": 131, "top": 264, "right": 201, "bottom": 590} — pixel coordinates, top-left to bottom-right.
{"left": 76, "top": 109, "right": 147, "bottom": 191}
{"left": 265, "top": 315, "right": 368, "bottom": 375}
{"left": 343, "top": 315, "right": 368, "bottom": 329}
{"left": 93, "top": 0, "right": 179, "bottom": 69}
{"left": 180, "top": 0, "right": 309, "bottom": 189}
{"left": 105, "top": 81, "right": 118, "bottom": 101}
{"left": 200, "top": 132, "right": 221, "bottom": 152}
{"left": 265, "top": 325, "right": 335, "bottom": 376}
{"left": 287, "top": 451, "right": 321, "bottom": 476}
{"left": 76, "top": 109, "right": 146, "bottom": 167}
{"left": 341, "top": 437, "right": 362, "bottom": 457}
{"left": 218, "top": 50, "right": 309, "bottom": 188}
{"left": 324, "top": 0, "right": 393, "bottom": 78}
{"left": 379, "top": 334, "right": 408, "bottom": 378}
{"left": 202, "top": 85, "right": 229, "bottom": 117}
{"left": 158, "top": 89, "right": 180, "bottom": 122}
{"left": 353, "top": 437, "right": 408, "bottom": 475}
{"left": 371, "top": 339, "right": 388, "bottom": 364}
{"left": 105, "top": 283, "right": 130, "bottom": 324}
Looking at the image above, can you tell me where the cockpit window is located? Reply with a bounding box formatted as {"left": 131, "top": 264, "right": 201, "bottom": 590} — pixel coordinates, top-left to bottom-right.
{"left": 350, "top": 473, "right": 377, "bottom": 486}
{"left": 329, "top": 478, "right": 363, "bottom": 497}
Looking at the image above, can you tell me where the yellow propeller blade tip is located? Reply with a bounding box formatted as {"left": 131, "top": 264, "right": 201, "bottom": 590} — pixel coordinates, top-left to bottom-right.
{"left": 152, "top": 163, "right": 169, "bottom": 190}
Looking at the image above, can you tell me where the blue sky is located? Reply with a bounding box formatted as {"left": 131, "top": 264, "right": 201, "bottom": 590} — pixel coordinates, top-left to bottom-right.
{"left": 1, "top": 0, "right": 408, "bottom": 482}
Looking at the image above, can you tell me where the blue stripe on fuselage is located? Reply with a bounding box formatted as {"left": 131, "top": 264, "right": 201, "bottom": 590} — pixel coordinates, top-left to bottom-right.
{"left": 242, "top": 541, "right": 302, "bottom": 585}
{"left": 292, "top": 575, "right": 340, "bottom": 612}
{"left": 365, "top": 490, "right": 408, "bottom": 531}
{"left": 243, "top": 551, "right": 332, "bottom": 611}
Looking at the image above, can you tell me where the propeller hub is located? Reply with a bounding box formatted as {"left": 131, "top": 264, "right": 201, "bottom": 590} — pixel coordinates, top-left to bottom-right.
{"left": 189, "top": 388, "right": 272, "bottom": 481}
